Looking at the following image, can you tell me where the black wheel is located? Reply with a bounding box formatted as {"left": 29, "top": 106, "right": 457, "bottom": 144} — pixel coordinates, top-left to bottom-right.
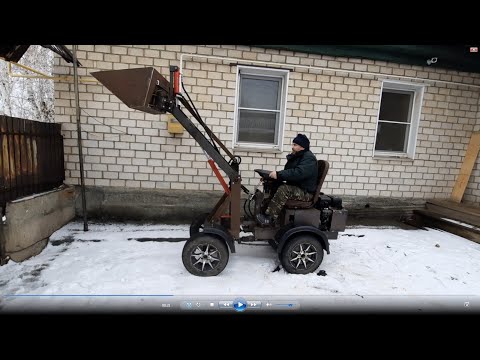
{"left": 281, "top": 234, "right": 324, "bottom": 274}
{"left": 190, "top": 212, "right": 209, "bottom": 237}
{"left": 182, "top": 235, "right": 229, "bottom": 277}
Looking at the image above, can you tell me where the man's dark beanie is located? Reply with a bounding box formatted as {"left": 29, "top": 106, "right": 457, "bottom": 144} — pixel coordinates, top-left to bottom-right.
{"left": 293, "top": 134, "right": 310, "bottom": 150}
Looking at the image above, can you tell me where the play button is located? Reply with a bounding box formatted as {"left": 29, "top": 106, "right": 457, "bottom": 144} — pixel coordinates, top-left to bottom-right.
{"left": 233, "top": 298, "right": 247, "bottom": 312}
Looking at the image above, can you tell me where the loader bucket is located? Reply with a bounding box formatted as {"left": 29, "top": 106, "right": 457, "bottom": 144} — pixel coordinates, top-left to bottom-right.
{"left": 91, "top": 67, "right": 170, "bottom": 114}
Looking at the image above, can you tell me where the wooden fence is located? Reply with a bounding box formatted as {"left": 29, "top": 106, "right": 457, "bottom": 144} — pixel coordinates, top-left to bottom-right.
{"left": 0, "top": 115, "right": 65, "bottom": 213}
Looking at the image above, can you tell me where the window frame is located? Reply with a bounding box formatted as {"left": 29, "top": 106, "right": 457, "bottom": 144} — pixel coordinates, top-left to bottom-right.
{"left": 233, "top": 65, "right": 289, "bottom": 152}
{"left": 373, "top": 80, "right": 425, "bottom": 159}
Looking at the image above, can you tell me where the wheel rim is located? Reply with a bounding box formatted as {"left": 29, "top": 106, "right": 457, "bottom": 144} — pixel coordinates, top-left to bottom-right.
{"left": 289, "top": 243, "right": 318, "bottom": 270}
{"left": 190, "top": 243, "right": 221, "bottom": 272}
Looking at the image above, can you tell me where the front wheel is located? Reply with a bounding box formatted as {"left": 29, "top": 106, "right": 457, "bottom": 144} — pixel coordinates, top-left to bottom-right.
{"left": 281, "top": 234, "right": 324, "bottom": 274}
{"left": 182, "top": 235, "right": 229, "bottom": 277}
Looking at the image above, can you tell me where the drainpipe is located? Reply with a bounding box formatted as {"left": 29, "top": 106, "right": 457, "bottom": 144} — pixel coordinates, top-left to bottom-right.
{"left": 72, "top": 45, "right": 88, "bottom": 232}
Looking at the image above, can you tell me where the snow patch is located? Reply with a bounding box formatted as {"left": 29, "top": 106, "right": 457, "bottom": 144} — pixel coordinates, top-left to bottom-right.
{"left": 0, "top": 221, "right": 479, "bottom": 311}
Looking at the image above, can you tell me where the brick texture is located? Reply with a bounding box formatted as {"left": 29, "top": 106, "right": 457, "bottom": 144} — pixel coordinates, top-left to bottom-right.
{"left": 54, "top": 45, "right": 480, "bottom": 201}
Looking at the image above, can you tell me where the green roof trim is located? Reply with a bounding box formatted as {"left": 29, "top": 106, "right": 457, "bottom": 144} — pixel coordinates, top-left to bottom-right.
{"left": 256, "top": 45, "right": 480, "bottom": 74}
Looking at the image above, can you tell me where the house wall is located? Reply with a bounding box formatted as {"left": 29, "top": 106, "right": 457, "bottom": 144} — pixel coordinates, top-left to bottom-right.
{"left": 53, "top": 45, "right": 480, "bottom": 202}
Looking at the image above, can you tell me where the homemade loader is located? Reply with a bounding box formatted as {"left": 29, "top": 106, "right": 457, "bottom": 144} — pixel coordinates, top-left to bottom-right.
{"left": 92, "top": 66, "right": 347, "bottom": 277}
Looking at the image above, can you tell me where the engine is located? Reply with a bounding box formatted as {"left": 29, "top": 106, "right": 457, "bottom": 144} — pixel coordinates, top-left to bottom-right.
{"left": 315, "top": 195, "right": 346, "bottom": 232}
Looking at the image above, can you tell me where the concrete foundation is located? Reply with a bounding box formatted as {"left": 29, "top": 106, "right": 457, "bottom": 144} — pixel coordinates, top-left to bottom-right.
{"left": 8, "top": 239, "right": 49, "bottom": 263}
{"left": 74, "top": 186, "right": 223, "bottom": 223}
{"left": 341, "top": 195, "right": 427, "bottom": 220}
{"left": 0, "top": 185, "right": 76, "bottom": 263}
{"left": 73, "top": 186, "right": 427, "bottom": 223}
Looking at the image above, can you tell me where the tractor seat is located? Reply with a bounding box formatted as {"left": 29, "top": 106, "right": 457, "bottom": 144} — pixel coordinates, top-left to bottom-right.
{"left": 284, "top": 160, "right": 329, "bottom": 210}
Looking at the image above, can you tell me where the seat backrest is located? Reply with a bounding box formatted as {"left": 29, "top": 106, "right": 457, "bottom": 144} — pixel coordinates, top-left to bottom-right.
{"left": 312, "top": 160, "right": 329, "bottom": 204}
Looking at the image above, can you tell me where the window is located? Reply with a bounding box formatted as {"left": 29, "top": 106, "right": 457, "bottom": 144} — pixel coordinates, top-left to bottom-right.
{"left": 233, "top": 66, "right": 289, "bottom": 151}
{"left": 374, "top": 81, "right": 425, "bottom": 159}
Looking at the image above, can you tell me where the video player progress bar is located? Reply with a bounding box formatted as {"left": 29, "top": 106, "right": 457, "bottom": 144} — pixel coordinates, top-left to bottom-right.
{"left": 4, "top": 294, "right": 175, "bottom": 297}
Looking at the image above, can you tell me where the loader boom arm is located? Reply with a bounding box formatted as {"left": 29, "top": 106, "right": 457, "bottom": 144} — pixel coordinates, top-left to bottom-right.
{"left": 91, "top": 65, "right": 243, "bottom": 238}
{"left": 170, "top": 105, "right": 238, "bottom": 180}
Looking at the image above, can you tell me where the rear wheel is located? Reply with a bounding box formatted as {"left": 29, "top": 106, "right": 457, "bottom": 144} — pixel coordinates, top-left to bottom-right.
{"left": 182, "top": 235, "right": 229, "bottom": 277}
{"left": 281, "top": 234, "right": 324, "bottom": 274}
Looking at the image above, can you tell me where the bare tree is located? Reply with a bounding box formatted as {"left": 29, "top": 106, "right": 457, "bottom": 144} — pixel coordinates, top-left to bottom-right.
{"left": 0, "top": 45, "right": 54, "bottom": 122}
{"left": 0, "top": 61, "right": 14, "bottom": 116}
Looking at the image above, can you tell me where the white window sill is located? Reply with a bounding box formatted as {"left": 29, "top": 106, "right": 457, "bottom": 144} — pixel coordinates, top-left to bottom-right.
{"left": 373, "top": 152, "right": 414, "bottom": 161}
{"left": 233, "top": 144, "right": 283, "bottom": 154}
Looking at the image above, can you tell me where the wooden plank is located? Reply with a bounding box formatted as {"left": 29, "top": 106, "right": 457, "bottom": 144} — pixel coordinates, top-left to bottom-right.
{"left": 20, "top": 118, "right": 28, "bottom": 197}
{"left": 424, "top": 203, "right": 480, "bottom": 228}
{"left": 427, "top": 199, "right": 480, "bottom": 217}
{"left": 2, "top": 117, "right": 12, "bottom": 203}
{"left": 414, "top": 210, "right": 480, "bottom": 244}
{"left": 39, "top": 122, "right": 47, "bottom": 192}
{"left": 451, "top": 131, "right": 480, "bottom": 203}
{"left": 13, "top": 118, "right": 23, "bottom": 198}
{"left": 57, "top": 127, "right": 65, "bottom": 185}
{"left": 60, "top": 128, "right": 65, "bottom": 182}
{"left": 32, "top": 121, "right": 39, "bottom": 194}
{"left": 48, "top": 124, "right": 54, "bottom": 187}
{"left": 25, "top": 120, "right": 33, "bottom": 195}
{"left": 37, "top": 122, "right": 43, "bottom": 193}
{"left": 36, "top": 122, "right": 41, "bottom": 192}
{"left": 45, "top": 123, "right": 50, "bottom": 189}
{"left": 7, "top": 117, "right": 17, "bottom": 200}
{"left": 0, "top": 116, "right": 4, "bottom": 210}
{"left": 52, "top": 124, "right": 57, "bottom": 186}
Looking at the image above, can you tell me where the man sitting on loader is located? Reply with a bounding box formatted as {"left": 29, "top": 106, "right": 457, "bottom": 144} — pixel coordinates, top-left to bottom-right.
{"left": 256, "top": 134, "right": 318, "bottom": 226}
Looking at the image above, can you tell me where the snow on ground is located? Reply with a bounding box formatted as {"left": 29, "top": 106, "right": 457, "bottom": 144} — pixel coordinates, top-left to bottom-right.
{"left": 1, "top": 220, "right": 479, "bottom": 312}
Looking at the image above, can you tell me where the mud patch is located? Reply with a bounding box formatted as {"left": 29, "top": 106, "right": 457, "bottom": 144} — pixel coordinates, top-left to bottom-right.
{"left": 128, "top": 237, "right": 188, "bottom": 243}
{"left": 50, "top": 236, "right": 75, "bottom": 246}
{"left": 341, "top": 234, "right": 365, "bottom": 238}
{"left": 50, "top": 236, "right": 102, "bottom": 246}
{"left": 20, "top": 264, "right": 49, "bottom": 279}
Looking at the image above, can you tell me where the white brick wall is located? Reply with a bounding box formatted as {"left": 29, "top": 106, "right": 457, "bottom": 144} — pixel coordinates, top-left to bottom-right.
{"left": 53, "top": 45, "right": 480, "bottom": 201}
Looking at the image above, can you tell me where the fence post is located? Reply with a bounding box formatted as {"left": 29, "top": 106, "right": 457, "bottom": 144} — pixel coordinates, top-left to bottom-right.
{"left": 72, "top": 45, "right": 88, "bottom": 232}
